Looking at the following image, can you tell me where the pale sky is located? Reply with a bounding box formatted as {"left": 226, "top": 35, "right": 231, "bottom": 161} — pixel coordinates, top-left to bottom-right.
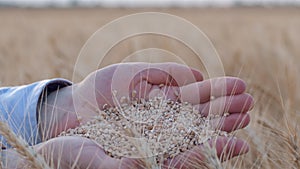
{"left": 0, "top": 0, "right": 299, "bottom": 7}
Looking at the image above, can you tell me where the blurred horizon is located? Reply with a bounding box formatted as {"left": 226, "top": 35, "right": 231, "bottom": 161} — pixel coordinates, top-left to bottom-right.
{"left": 0, "top": 0, "right": 300, "bottom": 8}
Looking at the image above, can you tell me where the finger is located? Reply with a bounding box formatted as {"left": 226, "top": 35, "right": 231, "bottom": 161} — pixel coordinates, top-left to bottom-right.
{"left": 108, "top": 63, "right": 202, "bottom": 101}
{"left": 196, "top": 93, "right": 254, "bottom": 117}
{"left": 165, "top": 137, "right": 249, "bottom": 168}
{"left": 119, "top": 158, "right": 148, "bottom": 169}
{"left": 67, "top": 138, "right": 146, "bottom": 169}
{"left": 210, "top": 113, "right": 251, "bottom": 132}
{"left": 148, "top": 85, "right": 180, "bottom": 101}
{"left": 132, "top": 62, "right": 203, "bottom": 87}
{"left": 155, "top": 63, "right": 204, "bottom": 85}
{"left": 180, "top": 77, "right": 246, "bottom": 104}
{"left": 131, "top": 81, "right": 181, "bottom": 101}
{"left": 212, "top": 137, "right": 249, "bottom": 161}
{"left": 133, "top": 80, "right": 153, "bottom": 100}
{"left": 37, "top": 136, "right": 123, "bottom": 169}
{"left": 74, "top": 141, "right": 121, "bottom": 169}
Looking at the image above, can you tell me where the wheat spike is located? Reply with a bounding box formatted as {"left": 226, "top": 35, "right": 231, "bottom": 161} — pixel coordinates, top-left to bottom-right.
{"left": 0, "top": 121, "right": 51, "bottom": 169}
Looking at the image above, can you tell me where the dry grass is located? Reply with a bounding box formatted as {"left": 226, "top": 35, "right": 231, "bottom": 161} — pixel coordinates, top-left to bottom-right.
{"left": 0, "top": 7, "right": 299, "bottom": 168}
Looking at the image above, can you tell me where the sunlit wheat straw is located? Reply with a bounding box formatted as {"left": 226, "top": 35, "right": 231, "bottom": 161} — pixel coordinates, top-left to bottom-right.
{"left": 0, "top": 121, "right": 51, "bottom": 169}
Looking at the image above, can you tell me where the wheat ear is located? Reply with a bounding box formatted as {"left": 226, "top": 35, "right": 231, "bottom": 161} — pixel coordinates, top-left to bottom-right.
{"left": 0, "top": 121, "right": 51, "bottom": 169}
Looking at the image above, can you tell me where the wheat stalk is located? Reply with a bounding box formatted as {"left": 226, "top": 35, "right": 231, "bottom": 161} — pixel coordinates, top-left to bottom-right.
{"left": 0, "top": 121, "right": 51, "bottom": 169}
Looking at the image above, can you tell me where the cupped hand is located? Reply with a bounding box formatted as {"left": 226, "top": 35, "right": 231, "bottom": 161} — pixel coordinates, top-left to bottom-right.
{"left": 40, "top": 62, "right": 253, "bottom": 168}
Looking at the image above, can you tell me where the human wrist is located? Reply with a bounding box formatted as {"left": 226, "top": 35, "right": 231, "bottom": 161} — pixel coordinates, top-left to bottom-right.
{"left": 39, "top": 85, "right": 78, "bottom": 140}
{"left": 71, "top": 82, "right": 102, "bottom": 124}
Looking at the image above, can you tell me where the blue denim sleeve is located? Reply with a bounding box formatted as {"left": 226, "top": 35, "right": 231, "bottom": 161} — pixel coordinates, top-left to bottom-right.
{"left": 0, "top": 79, "right": 72, "bottom": 148}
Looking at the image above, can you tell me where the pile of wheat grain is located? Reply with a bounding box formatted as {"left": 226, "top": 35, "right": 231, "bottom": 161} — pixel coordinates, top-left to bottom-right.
{"left": 59, "top": 97, "right": 228, "bottom": 160}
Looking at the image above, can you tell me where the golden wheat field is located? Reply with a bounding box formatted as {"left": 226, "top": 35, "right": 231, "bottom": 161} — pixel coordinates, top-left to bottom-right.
{"left": 0, "top": 7, "right": 300, "bottom": 168}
